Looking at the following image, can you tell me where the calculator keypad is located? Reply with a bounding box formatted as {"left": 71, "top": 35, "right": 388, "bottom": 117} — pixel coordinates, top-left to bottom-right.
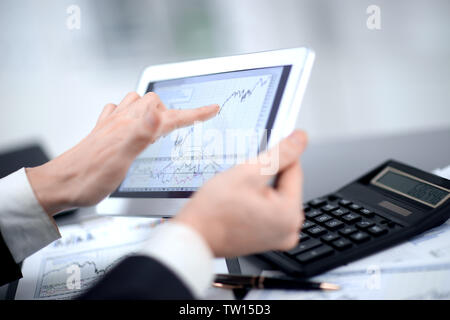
{"left": 331, "top": 238, "right": 352, "bottom": 250}
{"left": 368, "top": 225, "right": 388, "bottom": 236}
{"left": 324, "top": 219, "right": 344, "bottom": 230}
{"left": 284, "top": 195, "right": 403, "bottom": 265}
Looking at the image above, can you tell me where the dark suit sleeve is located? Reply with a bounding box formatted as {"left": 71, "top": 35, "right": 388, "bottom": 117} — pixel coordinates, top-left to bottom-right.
{"left": 0, "top": 231, "right": 22, "bottom": 286}
{"left": 79, "top": 255, "right": 195, "bottom": 300}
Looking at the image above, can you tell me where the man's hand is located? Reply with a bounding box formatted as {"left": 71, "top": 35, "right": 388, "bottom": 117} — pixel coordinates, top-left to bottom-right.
{"left": 174, "top": 130, "right": 308, "bottom": 257}
{"left": 26, "top": 92, "right": 219, "bottom": 215}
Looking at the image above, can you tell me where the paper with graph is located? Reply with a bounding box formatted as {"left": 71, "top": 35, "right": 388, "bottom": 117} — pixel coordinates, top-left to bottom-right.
{"left": 246, "top": 219, "right": 450, "bottom": 300}
{"left": 15, "top": 216, "right": 229, "bottom": 300}
{"left": 15, "top": 217, "right": 165, "bottom": 300}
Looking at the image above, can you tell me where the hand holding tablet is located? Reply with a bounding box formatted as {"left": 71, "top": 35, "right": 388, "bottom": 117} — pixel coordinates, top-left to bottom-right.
{"left": 175, "top": 130, "right": 308, "bottom": 257}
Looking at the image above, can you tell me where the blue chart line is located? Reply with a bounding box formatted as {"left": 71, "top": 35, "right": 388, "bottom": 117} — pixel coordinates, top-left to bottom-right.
{"left": 170, "top": 76, "right": 271, "bottom": 159}
{"left": 219, "top": 77, "right": 269, "bottom": 115}
{"left": 145, "top": 158, "right": 223, "bottom": 185}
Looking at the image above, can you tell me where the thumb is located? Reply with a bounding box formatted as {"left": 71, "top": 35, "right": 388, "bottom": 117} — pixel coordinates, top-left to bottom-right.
{"left": 256, "top": 130, "right": 308, "bottom": 180}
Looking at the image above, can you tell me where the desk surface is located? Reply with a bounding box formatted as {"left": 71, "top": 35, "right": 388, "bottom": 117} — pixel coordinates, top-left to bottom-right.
{"left": 2, "top": 127, "right": 449, "bottom": 299}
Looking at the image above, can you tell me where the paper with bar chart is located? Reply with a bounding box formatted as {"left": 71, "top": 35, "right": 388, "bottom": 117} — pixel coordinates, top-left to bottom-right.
{"left": 119, "top": 66, "right": 285, "bottom": 192}
{"left": 15, "top": 217, "right": 164, "bottom": 300}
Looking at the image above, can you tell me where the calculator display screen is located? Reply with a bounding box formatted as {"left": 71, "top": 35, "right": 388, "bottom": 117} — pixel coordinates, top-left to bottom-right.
{"left": 371, "top": 167, "right": 450, "bottom": 208}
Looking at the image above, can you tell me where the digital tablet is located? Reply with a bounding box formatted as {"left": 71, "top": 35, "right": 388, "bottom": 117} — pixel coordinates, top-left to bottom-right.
{"left": 96, "top": 47, "right": 315, "bottom": 217}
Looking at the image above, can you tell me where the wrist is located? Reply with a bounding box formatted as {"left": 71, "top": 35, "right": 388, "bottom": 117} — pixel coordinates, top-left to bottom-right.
{"left": 140, "top": 221, "right": 215, "bottom": 297}
{"left": 175, "top": 205, "right": 225, "bottom": 257}
{"left": 26, "top": 161, "right": 75, "bottom": 216}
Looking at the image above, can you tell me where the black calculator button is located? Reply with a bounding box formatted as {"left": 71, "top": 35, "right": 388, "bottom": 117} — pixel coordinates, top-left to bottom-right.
{"left": 368, "top": 225, "right": 388, "bottom": 236}
{"left": 296, "top": 245, "right": 334, "bottom": 263}
{"left": 350, "top": 231, "right": 370, "bottom": 243}
{"left": 309, "top": 198, "right": 327, "bottom": 208}
{"left": 303, "top": 205, "right": 311, "bottom": 212}
{"left": 302, "top": 220, "right": 316, "bottom": 229}
{"left": 306, "top": 226, "right": 327, "bottom": 237}
{"left": 315, "top": 214, "right": 333, "bottom": 224}
{"left": 338, "top": 199, "right": 352, "bottom": 207}
{"left": 388, "top": 222, "right": 397, "bottom": 228}
{"left": 325, "top": 219, "right": 344, "bottom": 230}
{"left": 285, "top": 239, "right": 321, "bottom": 256}
{"left": 356, "top": 220, "right": 375, "bottom": 230}
{"left": 321, "top": 204, "right": 339, "bottom": 213}
{"left": 331, "top": 208, "right": 349, "bottom": 217}
{"left": 342, "top": 213, "right": 361, "bottom": 224}
{"left": 331, "top": 238, "right": 352, "bottom": 250}
{"left": 349, "top": 203, "right": 362, "bottom": 211}
{"left": 328, "top": 194, "right": 340, "bottom": 201}
{"left": 299, "top": 232, "right": 310, "bottom": 242}
{"left": 339, "top": 226, "right": 358, "bottom": 236}
{"left": 321, "top": 233, "right": 340, "bottom": 243}
{"left": 306, "top": 210, "right": 323, "bottom": 219}
{"left": 359, "top": 208, "right": 374, "bottom": 217}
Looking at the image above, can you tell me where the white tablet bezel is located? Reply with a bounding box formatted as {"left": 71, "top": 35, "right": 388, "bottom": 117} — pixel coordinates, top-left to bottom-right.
{"left": 96, "top": 47, "right": 315, "bottom": 217}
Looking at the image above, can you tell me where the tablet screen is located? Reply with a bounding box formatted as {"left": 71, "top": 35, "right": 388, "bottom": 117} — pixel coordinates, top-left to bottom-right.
{"left": 112, "top": 65, "right": 291, "bottom": 198}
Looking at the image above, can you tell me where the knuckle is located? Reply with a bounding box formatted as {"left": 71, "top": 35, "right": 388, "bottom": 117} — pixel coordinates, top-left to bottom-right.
{"left": 135, "top": 113, "right": 163, "bottom": 143}
{"left": 127, "top": 91, "right": 140, "bottom": 100}
{"left": 279, "top": 233, "right": 299, "bottom": 251}
{"left": 134, "top": 125, "right": 151, "bottom": 142}
{"left": 280, "top": 206, "right": 302, "bottom": 234}
{"left": 275, "top": 209, "right": 299, "bottom": 234}
{"left": 160, "top": 116, "right": 175, "bottom": 133}
{"left": 147, "top": 113, "right": 163, "bottom": 136}
{"left": 144, "top": 92, "right": 161, "bottom": 103}
{"left": 152, "top": 110, "right": 162, "bottom": 127}
{"left": 288, "top": 215, "right": 302, "bottom": 234}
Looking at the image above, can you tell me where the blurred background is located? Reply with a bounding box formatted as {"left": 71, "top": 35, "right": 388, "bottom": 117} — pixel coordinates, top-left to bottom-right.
{"left": 0, "top": 0, "right": 449, "bottom": 157}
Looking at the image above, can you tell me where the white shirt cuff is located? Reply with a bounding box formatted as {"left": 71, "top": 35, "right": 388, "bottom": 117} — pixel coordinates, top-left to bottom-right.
{"left": 0, "top": 168, "right": 61, "bottom": 263}
{"left": 139, "top": 221, "right": 214, "bottom": 298}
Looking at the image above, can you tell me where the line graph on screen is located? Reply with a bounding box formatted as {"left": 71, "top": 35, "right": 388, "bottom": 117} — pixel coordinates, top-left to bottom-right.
{"left": 121, "top": 74, "right": 276, "bottom": 191}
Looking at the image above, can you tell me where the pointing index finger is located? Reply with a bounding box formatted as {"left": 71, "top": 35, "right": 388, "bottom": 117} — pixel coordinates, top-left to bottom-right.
{"left": 163, "top": 104, "right": 220, "bottom": 133}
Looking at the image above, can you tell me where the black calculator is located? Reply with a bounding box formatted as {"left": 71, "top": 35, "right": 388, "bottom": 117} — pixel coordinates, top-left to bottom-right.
{"left": 259, "top": 160, "right": 450, "bottom": 278}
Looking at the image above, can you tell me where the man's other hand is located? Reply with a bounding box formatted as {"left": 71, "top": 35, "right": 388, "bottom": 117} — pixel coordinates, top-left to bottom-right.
{"left": 175, "top": 130, "right": 308, "bottom": 257}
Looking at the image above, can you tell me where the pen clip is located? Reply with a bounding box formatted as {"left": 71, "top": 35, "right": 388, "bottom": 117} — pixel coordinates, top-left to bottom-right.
{"left": 212, "top": 282, "right": 245, "bottom": 289}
